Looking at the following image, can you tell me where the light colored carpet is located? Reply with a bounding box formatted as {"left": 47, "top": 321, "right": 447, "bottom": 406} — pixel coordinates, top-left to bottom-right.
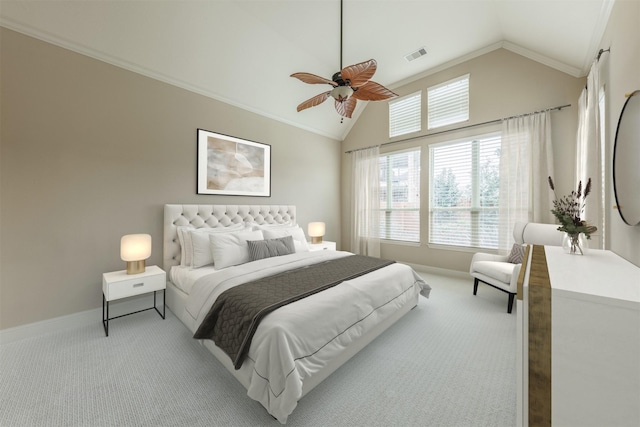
{"left": 0, "top": 271, "right": 516, "bottom": 426}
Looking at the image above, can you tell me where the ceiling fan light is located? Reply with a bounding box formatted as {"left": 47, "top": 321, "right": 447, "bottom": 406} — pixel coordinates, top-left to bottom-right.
{"left": 330, "top": 85, "right": 354, "bottom": 102}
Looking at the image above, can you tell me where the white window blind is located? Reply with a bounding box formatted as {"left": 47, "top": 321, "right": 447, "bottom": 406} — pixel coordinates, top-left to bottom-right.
{"left": 379, "top": 148, "right": 421, "bottom": 242}
{"left": 429, "top": 133, "right": 500, "bottom": 249}
{"left": 389, "top": 91, "right": 421, "bottom": 138}
{"left": 427, "top": 74, "right": 469, "bottom": 130}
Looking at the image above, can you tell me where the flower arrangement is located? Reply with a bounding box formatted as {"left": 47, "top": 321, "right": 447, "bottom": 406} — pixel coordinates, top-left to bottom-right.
{"left": 548, "top": 176, "right": 597, "bottom": 240}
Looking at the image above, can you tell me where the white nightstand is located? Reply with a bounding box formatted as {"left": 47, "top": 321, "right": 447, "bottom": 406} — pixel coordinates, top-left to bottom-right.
{"left": 102, "top": 265, "right": 166, "bottom": 336}
{"left": 308, "top": 241, "right": 336, "bottom": 251}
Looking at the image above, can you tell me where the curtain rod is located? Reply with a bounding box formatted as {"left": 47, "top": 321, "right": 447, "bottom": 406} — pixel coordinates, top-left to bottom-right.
{"left": 345, "top": 103, "right": 571, "bottom": 154}
{"left": 597, "top": 48, "right": 610, "bottom": 61}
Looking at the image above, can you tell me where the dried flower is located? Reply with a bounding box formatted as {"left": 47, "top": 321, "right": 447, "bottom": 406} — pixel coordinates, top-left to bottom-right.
{"left": 548, "top": 176, "right": 597, "bottom": 239}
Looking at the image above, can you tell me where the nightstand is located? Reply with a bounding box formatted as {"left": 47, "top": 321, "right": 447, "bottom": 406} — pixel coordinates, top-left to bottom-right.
{"left": 308, "top": 241, "right": 336, "bottom": 251}
{"left": 102, "top": 265, "right": 166, "bottom": 336}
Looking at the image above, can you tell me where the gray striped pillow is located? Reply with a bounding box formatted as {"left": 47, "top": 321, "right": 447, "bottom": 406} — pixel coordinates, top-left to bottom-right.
{"left": 247, "top": 235, "right": 296, "bottom": 261}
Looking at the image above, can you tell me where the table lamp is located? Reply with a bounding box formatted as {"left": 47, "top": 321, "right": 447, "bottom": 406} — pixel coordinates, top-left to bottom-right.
{"left": 308, "top": 222, "right": 326, "bottom": 244}
{"left": 120, "top": 234, "right": 152, "bottom": 274}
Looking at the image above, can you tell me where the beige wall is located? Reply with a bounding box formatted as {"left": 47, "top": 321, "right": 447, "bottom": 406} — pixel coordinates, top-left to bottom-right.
{"left": 0, "top": 28, "right": 341, "bottom": 330}
{"left": 599, "top": 0, "right": 640, "bottom": 265}
{"left": 341, "top": 48, "right": 586, "bottom": 272}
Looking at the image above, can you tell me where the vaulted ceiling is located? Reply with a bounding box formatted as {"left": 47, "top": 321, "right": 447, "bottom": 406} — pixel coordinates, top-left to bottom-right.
{"left": 0, "top": 0, "right": 614, "bottom": 140}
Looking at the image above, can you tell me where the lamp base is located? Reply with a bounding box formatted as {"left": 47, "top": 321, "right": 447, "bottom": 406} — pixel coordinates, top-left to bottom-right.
{"left": 311, "top": 236, "right": 323, "bottom": 244}
{"left": 126, "top": 260, "right": 146, "bottom": 275}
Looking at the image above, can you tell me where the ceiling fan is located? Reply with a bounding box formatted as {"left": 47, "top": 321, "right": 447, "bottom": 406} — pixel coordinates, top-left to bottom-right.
{"left": 290, "top": 0, "right": 398, "bottom": 120}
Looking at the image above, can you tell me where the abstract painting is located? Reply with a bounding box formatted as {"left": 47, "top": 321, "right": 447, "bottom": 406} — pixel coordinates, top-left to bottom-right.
{"left": 197, "top": 129, "right": 271, "bottom": 196}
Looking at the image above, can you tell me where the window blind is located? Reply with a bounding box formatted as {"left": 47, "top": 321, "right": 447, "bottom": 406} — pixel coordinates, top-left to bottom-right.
{"left": 389, "top": 91, "right": 421, "bottom": 138}
{"left": 427, "top": 74, "right": 469, "bottom": 130}
{"left": 429, "top": 133, "right": 500, "bottom": 249}
{"left": 379, "top": 148, "right": 421, "bottom": 242}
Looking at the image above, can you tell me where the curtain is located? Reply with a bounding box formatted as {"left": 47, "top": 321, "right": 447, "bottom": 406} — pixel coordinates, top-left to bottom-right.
{"left": 498, "top": 111, "right": 554, "bottom": 250}
{"left": 576, "top": 62, "right": 603, "bottom": 249}
{"left": 350, "top": 146, "right": 381, "bottom": 257}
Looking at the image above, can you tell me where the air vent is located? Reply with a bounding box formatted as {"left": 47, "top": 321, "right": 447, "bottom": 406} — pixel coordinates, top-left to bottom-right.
{"left": 404, "top": 47, "right": 427, "bottom": 62}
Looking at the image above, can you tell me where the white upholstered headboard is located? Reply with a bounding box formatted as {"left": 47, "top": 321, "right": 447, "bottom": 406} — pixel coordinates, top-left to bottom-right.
{"left": 163, "top": 204, "right": 296, "bottom": 272}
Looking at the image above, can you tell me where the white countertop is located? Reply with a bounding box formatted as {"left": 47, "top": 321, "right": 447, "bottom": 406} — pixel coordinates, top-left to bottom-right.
{"left": 544, "top": 246, "right": 640, "bottom": 308}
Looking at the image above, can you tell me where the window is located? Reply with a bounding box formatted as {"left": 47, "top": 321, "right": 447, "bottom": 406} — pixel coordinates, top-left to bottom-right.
{"left": 389, "top": 91, "right": 421, "bottom": 138}
{"left": 429, "top": 133, "right": 500, "bottom": 249}
{"left": 379, "top": 148, "right": 421, "bottom": 242}
{"left": 427, "top": 74, "right": 469, "bottom": 129}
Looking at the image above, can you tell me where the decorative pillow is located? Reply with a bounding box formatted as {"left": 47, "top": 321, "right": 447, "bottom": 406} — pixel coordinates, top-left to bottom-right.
{"left": 247, "top": 235, "right": 295, "bottom": 262}
{"left": 179, "top": 223, "right": 245, "bottom": 268}
{"left": 507, "top": 243, "right": 526, "bottom": 264}
{"left": 209, "top": 230, "right": 264, "bottom": 270}
{"left": 262, "top": 227, "right": 309, "bottom": 252}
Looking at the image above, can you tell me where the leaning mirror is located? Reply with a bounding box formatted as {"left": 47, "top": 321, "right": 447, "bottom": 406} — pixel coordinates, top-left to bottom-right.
{"left": 613, "top": 90, "right": 640, "bottom": 226}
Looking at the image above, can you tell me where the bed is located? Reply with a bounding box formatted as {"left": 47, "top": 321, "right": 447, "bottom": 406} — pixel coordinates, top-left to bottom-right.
{"left": 163, "top": 204, "right": 430, "bottom": 423}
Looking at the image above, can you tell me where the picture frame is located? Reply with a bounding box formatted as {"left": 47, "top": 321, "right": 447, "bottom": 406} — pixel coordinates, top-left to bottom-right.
{"left": 197, "top": 129, "right": 271, "bottom": 196}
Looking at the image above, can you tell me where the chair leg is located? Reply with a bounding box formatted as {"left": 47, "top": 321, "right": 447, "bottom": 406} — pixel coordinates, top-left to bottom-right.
{"left": 473, "top": 278, "right": 479, "bottom": 295}
{"left": 507, "top": 293, "right": 515, "bottom": 314}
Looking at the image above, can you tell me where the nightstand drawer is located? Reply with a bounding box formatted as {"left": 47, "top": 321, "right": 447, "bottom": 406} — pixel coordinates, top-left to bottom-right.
{"left": 102, "top": 267, "right": 166, "bottom": 301}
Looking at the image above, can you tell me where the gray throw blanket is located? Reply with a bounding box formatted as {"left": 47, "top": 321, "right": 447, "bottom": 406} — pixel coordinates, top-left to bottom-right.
{"left": 193, "top": 254, "right": 395, "bottom": 369}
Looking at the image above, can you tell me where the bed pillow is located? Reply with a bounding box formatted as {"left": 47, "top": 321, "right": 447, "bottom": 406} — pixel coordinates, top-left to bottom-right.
{"left": 252, "top": 221, "right": 293, "bottom": 230}
{"left": 507, "top": 243, "right": 526, "bottom": 264}
{"left": 247, "top": 235, "right": 295, "bottom": 262}
{"left": 180, "top": 223, "right": 246, "bottom": 268}
{"left": 262, "top": 226, "right": 309, "bottom": 252}
{"left": 209, "top": 230, "right": 264, "bottom": 270}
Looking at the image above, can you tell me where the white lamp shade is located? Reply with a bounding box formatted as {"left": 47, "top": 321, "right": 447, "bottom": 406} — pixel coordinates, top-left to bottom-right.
{"left": 308, "top": 222, "right": 326, "bottom": 237}
{"left": 120, "top": 234, "right": 152, "bottom": 261}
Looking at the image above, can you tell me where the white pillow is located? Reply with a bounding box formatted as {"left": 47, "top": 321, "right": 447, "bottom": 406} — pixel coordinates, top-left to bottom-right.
{"left": 252, "top": 221, "right": 293, "bottom": 230}
{"left": 262, "top": 227, "right": 309, "bottom": 252}
{"left": 180, "top": 223, "right": 246, "bottom": 268}
{"left": 209, "top": 230, "right": 264, "bottom": 270}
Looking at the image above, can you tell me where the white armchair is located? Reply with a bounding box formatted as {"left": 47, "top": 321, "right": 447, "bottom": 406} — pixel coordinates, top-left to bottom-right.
{"left": 469, "top": 222, "right": 563, "bottom": 313}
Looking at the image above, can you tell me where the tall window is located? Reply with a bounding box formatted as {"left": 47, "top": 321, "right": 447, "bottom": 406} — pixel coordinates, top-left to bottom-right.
{"left": 389, "top": 91, "right": 422, "bottom": 138}
{"left": 429, "top": 133, "right": 500, "bottom": 249}
{"left": 379, "top": 148, "right": 421, "bottom": 242}
{"left": 427, "top": 74, "right": 469, "bottom": 129}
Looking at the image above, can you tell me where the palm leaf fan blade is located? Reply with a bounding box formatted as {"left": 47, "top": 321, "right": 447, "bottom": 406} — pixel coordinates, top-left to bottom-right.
{"left": 352, "top": 81, "right": 398, "bottom": 101}
{"left": 297, "top": 92, "right": 331, "bottom": 112}
{"left": 335, "top": 97, "right": 357, "bottom": 118}
{"left": 341, "top": 59, "right": 377, "bottom": 87}
{"left": 290, "top": 72, "right": 338, "bottom": 86}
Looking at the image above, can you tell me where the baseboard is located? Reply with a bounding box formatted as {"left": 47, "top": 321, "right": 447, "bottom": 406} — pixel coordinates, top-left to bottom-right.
{"left": 403, "top": 262, "right": 471, "bottom": 280}
{"left": 0, "top": 293, "right": 165, "bottom": 345}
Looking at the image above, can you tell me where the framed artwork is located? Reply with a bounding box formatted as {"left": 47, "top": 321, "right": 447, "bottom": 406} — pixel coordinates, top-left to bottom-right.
{"left": 197, "top": 129, "right": 271, "bottom": 196}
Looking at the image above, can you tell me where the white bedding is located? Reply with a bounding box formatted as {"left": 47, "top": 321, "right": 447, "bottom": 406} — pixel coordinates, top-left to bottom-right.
{"left": 184, "top": 250, "right": 431, "bottom": 423}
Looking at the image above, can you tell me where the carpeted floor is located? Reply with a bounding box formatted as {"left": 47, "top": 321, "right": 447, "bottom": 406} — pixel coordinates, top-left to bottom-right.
{"left": 0, "top": 271, "right": 516, "bottom": 426}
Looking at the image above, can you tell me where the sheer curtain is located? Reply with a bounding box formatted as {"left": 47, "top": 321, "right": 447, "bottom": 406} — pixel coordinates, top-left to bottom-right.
{"left": 498, "top": 111, "right": 554, "bottom": 250}
{"left": 576, "top": 62, "right": 603, "bottom": 249}
{"left": 350, "top": 146, "right": 381, "bottom": 257}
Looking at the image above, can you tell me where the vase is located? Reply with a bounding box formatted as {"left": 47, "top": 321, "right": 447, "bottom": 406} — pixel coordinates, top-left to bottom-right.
{"left": 562, "top": 232, "right": 588, "bottom": 255}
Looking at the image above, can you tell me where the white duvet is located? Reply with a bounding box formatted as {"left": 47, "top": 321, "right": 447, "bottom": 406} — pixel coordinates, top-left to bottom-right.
{"left": 185, "top": 250, "right": 431, "bottom": 423}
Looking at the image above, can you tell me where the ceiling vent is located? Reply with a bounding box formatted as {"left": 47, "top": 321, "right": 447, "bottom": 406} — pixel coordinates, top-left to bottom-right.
{"left": 405, "top": 47, "right": 427, "bottom": 62}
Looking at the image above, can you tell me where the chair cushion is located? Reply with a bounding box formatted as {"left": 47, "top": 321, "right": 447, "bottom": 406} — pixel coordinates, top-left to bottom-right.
{"left": 507, "top": 243, "right": 526, "bottom": 264}
{"left": 472, "top": 261, "right": 517, "bottom": 284}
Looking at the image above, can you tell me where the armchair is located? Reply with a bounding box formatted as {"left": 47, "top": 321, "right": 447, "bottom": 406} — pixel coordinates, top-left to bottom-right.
{"left": 469, "top": 222, "right": 563, "bottom": 313}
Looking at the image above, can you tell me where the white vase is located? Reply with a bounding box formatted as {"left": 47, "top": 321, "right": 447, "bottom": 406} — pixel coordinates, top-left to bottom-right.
{"left": 562, "top": 232, "right": 588, "bottom": 255}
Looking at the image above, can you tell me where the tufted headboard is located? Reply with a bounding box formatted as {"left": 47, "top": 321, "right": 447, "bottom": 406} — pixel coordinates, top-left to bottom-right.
{"left": 163, "top": 204, "right": 296, "bottom": 272}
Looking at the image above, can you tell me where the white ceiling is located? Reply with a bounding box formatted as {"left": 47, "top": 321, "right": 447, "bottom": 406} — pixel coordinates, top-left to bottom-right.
{"left": 0, "top": 0, "right": 614, "bottom": 141}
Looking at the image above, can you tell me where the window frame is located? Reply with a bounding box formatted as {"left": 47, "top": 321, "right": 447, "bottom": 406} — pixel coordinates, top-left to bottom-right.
{"left": 428, "top": 132, "right": 501, "bottom": 250}
{"left": 388, "top": 91, "right": 422, "bottom": 138}
{"left": 379, "top": 147, "right": 421, "bottom": 244}
{"left": 427, "top": 74, "right": 470, "bottom": 130}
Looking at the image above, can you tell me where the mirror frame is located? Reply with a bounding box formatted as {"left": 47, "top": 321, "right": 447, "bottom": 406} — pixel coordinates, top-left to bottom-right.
{"left": 612, "top": 89, "right": 640, "bottom": 226}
